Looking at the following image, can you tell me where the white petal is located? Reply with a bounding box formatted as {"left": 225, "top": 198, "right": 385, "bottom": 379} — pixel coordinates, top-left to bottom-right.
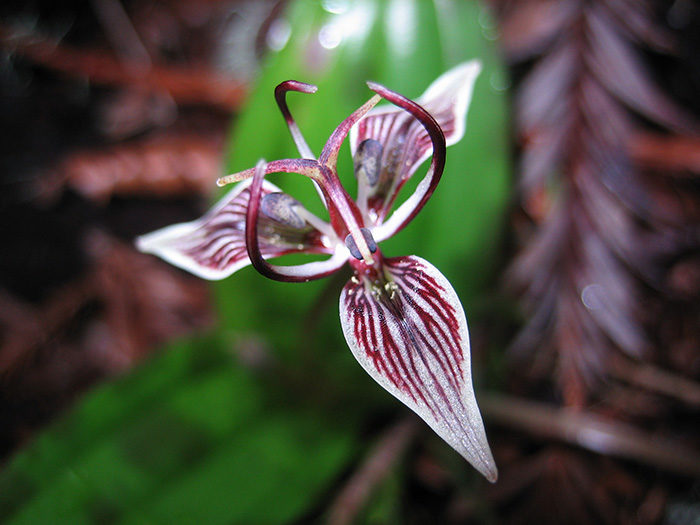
{"left": 136, "top": 180, "right": 331, "bottom": 280}
{"left": 339, "top": 255, "right": 497, "bottom": 481}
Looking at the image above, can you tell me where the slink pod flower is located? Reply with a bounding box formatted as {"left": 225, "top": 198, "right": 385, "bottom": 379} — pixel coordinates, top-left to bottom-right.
{"left": 137, "top": 61, "right": 497, "bottom": 482}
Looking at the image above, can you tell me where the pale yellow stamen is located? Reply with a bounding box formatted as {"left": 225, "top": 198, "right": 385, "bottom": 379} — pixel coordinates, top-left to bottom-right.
{"left": 217, "top": 169, "right": 254, "bottom": 187}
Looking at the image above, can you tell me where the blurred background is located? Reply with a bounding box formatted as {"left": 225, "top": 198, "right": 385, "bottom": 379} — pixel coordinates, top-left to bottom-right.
{"left": 0, "top": 0, "right": 698, "bottom": 523}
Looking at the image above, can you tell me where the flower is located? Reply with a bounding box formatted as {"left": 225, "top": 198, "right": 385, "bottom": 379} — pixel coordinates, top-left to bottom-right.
{"left": 136, "top": 61, "right": 497, "bottom": 482}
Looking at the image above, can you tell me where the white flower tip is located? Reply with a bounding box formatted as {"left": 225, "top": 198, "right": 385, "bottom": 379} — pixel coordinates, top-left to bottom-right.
{"left": 451, "top": 401, "right": 498, "bottom": 483}
{"left": 135, "top": 231, "right": 155, "bottom": 254}
{"left": 420, "top": 59, "right": 480, "bottom": 97}
{"left": 486, "top": 465, "right": 499, "bottom": 483}
{"left": 472, "top": 445, "right": 498, "bottom": 483}
{"left": 461, "top": 59, "right": 482, "bottom": 78}
{"left": 448, "top": 59, "right": 482, "bottom": 86}
{"left": 133, "top": 221, "right": 234, "bottom": 281}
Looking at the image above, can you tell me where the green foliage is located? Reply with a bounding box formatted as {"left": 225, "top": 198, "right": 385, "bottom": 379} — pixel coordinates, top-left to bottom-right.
{"left": 1, "top": 1, "right": 509, "bottom": 523}
{"left": 360, "top": 464, "right": 404, "bottom": 524}
{"left": 0, "top": 337, "right": 355, "bottom": 524}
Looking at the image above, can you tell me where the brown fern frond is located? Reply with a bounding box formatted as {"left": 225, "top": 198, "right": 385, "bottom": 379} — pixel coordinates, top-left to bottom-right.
{"left": 42, "top": 130, "right": 225, "bottom": 203}
{"left": 501, "top": 0, "right": 698, "bottom": 406}
{"left": 0, "top": 23, "right": 247, "bottom": 111}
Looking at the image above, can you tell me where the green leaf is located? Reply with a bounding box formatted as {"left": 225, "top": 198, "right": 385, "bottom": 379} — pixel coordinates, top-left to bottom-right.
{"left": 359, "top": 464, "right": 404, "bottom": 524}
{"left": 0, "top": 338, "right": 356, "bottom": 525}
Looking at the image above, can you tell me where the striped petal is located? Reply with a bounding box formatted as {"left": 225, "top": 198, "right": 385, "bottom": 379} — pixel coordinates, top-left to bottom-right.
{"left": 136, "top": 179, "right": 331, "bottom": 280}
{"left": 350, "top": 61, "right": 481, "bottom": 226}
{"left": 339, "top": 255, "right": 497, "bottom": 481}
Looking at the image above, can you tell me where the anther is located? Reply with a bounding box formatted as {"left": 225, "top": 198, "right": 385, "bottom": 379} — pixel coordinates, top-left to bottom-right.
{"left": 353, "top": 139, "right": 383, "bottom": 187}
{"left": 260, "top": 193, "right": 306, "bottom": 229}
{"left": 345, "top": 228, "right": 378, "bottom": 260}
